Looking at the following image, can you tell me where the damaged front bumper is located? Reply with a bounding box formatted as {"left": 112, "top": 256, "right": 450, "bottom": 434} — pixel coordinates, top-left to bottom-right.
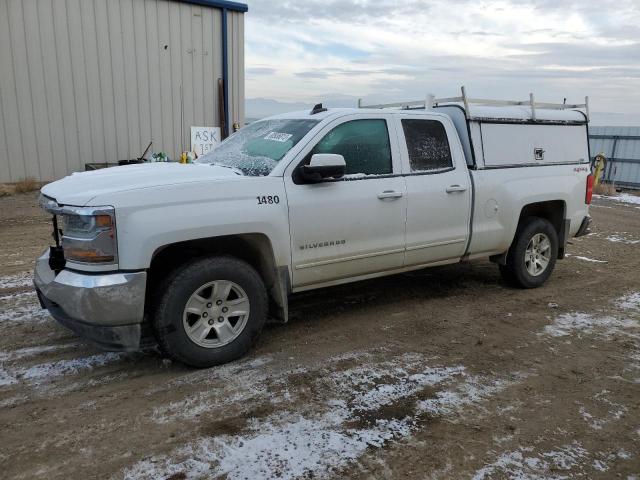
{"left": 34, "top": 249, "right": 147, "bottom": 351}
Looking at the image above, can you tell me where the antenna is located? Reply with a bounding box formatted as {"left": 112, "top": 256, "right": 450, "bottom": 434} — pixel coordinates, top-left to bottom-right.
{"left": 310, "top": 103, "right": 328, "bottom": 115}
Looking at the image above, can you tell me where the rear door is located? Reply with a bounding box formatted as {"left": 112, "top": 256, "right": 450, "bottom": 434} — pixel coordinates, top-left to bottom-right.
{"left": 395, "top": 114, "right": 472, "bottom": 266}
{"left": 284, "top": 114, "right": 407, "bottom": 289}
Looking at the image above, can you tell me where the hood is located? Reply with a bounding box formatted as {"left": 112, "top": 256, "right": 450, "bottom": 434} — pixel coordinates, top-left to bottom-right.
{"left": 41, "top": 163, "right": 243, "bottom": 206}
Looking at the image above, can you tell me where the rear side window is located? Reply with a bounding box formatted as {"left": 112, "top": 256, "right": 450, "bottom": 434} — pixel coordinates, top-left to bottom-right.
{"left": 402, "top": 119, "right": 452, "bottom": 172}
{"left": 311, "top": 119, "right": 392, "bottom": 175}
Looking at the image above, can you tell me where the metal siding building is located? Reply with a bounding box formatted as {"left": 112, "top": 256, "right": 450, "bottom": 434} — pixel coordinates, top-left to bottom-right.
{"left": 0, "top": 0, "right": 246, "bottom": 183}
{"left": 589, "top": 126, "right": 640, "bottom": 189}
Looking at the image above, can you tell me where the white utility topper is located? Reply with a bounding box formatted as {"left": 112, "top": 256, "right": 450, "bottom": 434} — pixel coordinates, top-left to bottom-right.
{"left": 35, "top": 87, "right": 593, "bottom": 367}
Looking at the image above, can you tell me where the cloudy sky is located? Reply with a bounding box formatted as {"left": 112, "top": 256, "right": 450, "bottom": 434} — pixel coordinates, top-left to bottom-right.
{"left": 243, "top": 0, "right": 640, "bottom": 123}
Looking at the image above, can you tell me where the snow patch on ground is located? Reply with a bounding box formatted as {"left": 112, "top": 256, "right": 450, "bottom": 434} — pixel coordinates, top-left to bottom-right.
{"left": 0, "top": 290, "right": 36, "bottom": 301}
{"left": 616, "top": 193, "right": 640, "bottom": 205}
{"left": 579, "top": 406, "right": 605, "bottom": 430}
{"left": 0, "top": 302, "right": 50, "bottom": 323}
{"left": 129, "top": 408, "right": 414, "bottom": 480}
{"left": 544, "top": 292, "right": 640, "bottom": 340}
{"left": 606, "top": 234, "right": 640, "bottom": 245}
{"left": 544, "top": 294, "right": 640, "bottom": 383}
{"left": 151, "top": 356, "right": 277, "bottom": 423}
{"left": 0, "top": 273, "right": 46, "bottom": 324}
{"left": 0, "top": 271, "right": 33, "bottom": 289}
{"left": 0, "top": 286, "right": 50, "bottom": 324}
{"left": 597, "top": 193, "right": 640, "bottom": 205}
{"left": 0, "top": 352, "right": 125, "bottom": 390}
{"left": 579, "top": 393, "right": 628, "bottom": 431}
{"left": 126, "top": 353, "right": 516, "bottom": 479}
{"left": 573, "top": 255, "right": 608, "bottom": 263}
{"left": 617, "top": 292, "right": 640, "bottom": 311}
{"left": 153, "top": 374, "right": 270, "bottom": 424}
{"left": 0, "top": 368, "right": 17, "bottom": 386}
{"left": 0, "top": 343, "right": 74, "bottom": 362}
{"left": 328, "top": 354, "right": 465, "bottom": 411}
{"left": 544, "top": 312, "right": 638, "bottom": 338}
{"left": 419, "top": 375, "right": 513, "bottom": 416}
{"left": 20, "top": 352, "right": 124, "bottom": 383}
{"left": 472, "top": 442, "right": 591, "bottom": 479}
{"left": 151, "top": 353, "right": 380, "bottom": 424}
{"left": 592, "top": 449, "right": 633, "bottom": 473}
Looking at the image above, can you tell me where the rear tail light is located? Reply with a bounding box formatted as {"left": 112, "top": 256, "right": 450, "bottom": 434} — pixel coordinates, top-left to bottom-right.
{"left": 585, "top": 174, "right": 594, "bottom": 205}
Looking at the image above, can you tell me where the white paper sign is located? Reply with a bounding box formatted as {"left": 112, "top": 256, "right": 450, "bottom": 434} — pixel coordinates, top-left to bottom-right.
{"left": 191, "top": 126, "right": 221, "bottom": 156}
{"left": 264, "top": 132, "right": 293, "bottom": 143}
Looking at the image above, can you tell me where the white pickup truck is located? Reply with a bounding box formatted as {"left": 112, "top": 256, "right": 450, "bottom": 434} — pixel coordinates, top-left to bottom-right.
{"left": 35, "top": 91, "right": 593, "bottom": 367}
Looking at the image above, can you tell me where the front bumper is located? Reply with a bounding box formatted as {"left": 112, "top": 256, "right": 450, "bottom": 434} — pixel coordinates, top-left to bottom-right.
{"left": 34, "top": 250, "right": 147, "bottom": 351}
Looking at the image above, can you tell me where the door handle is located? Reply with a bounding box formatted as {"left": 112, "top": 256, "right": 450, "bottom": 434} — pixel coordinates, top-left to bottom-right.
{"left": 446, "top": 185, "right": 467, "bottom": 193}
{"left": 377, "top": 190, "right": 404, "bottom": 200}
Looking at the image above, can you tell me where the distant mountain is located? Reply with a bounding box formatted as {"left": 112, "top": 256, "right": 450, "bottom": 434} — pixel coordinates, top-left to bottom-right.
{"left": 246, "top": 95, "right": 360, "bottom": 120}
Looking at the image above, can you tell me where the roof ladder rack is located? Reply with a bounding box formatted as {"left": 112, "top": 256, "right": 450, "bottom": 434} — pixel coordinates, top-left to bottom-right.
{"left": 358, "top": 86, "right": 590, "bottom": 122}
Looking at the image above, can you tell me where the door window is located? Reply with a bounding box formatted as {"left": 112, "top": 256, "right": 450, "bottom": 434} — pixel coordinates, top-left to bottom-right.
{"left": 311, "top": 119, "right": 392, "bottom": 175}
{"left": 402, "top": 119, "right": 452, "bottom": 172}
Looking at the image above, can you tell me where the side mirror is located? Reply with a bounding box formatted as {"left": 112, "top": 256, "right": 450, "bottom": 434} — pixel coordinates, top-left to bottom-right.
{"left": 299, "top": 154, "right": 346, "bottom": 183}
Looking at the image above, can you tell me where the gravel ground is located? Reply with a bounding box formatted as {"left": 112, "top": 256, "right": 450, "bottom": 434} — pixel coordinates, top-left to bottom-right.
{"left": 0, "top": 191, "right": 639, "bottom": 479}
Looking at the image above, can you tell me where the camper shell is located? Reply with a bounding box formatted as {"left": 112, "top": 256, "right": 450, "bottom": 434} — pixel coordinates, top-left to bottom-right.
{"left": 360, "top": 88, "right": 590, "bottom": 170}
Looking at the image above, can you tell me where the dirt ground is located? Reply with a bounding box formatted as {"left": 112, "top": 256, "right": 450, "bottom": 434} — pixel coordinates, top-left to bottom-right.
{"left": 0, "top": 191, "right": 639, "bottom": 480}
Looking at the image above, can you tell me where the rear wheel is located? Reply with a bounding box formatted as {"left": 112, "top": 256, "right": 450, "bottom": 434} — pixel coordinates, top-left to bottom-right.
{"left": 154, "top": 256, "right": 267, "bottom": 367}
{"left": 499, "top": 217, "right": 558, "bottom": 289}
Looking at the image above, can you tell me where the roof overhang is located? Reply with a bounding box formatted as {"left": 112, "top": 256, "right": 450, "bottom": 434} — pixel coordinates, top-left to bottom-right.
{"left": 174, "top": 0, "right": 248, "bottom": 13}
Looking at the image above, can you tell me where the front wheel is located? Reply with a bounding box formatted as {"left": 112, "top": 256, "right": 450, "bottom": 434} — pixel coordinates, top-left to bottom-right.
{"left": 499, "top": 217, "right": 558, "bottom": 289}
{"left": 153, "top": 256, "right": 268, "bottom": 367}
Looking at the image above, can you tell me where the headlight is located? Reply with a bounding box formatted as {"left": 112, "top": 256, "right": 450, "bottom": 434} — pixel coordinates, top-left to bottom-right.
{"left": 59, "top": 206, "right": 118, "bottom": 264}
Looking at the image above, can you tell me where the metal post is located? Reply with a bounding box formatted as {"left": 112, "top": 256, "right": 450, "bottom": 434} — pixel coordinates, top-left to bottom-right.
{"left": 180, "top": 84, "right": 184, "bottom": 152}
{"left": 461, "top": 86, "right": 470, "bottom": 119}
{"left": 426, "top": 94, "right": 435, "bottom": 110}
{"left": 530, "top": 93, "right": 536, "bottom": 121}
{"left": 585, "top": 96, "right": 590, "bottom": 122}
{"left": 606, "top": 136, "right": 619, "bottom": 182}
{"left": 221, "top": 8, "right": 229, "bottom": 138}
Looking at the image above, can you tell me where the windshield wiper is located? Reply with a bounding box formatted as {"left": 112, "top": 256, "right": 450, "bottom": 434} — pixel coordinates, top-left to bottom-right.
{"left": 211, "top": 163, "right": 245, "bottom": 176}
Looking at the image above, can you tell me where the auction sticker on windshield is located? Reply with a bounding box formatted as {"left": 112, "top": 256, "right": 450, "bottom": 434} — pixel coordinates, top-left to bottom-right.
{"left": 264, "top": 132, "right": 293, "bottom": 142}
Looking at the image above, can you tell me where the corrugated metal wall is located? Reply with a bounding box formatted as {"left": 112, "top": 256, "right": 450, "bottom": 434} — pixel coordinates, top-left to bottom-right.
{"left": 589, "top": 126, "right": 640, "bottom": 189}
{"left": 0, "top": 0, "right": 245, "bottom": 183}
{"left": 227, "top": 10, "right": 244, "bottom": 129}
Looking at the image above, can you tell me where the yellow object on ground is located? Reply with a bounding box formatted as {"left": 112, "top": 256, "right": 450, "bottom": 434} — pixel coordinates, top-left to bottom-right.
{"left": 593, "top": 153, "right": 606, "bottom": 186}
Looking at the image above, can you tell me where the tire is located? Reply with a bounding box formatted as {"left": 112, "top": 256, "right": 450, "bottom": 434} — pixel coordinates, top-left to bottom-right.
{"left": 153, "top": 255, "right": 268, "bottom": 368}
{"left": 499, "top": 217, "right": 559, "bottom": 289}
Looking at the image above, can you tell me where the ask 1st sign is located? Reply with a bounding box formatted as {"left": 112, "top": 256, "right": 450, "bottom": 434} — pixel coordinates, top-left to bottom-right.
{"left": 191, "top": 126, "right": 222, "bottom": 156}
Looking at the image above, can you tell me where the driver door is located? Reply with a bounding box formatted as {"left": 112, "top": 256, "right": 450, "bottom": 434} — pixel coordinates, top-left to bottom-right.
{"left": 284, "top": 115, "right": 407, "bottom": 289}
